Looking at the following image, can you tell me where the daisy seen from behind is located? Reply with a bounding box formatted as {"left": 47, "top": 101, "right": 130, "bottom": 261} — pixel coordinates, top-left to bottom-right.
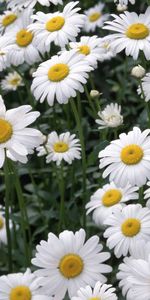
{"left": 71, "top": 281, "right": 117, "bottom": 300}
{"left": 84, "top": 3, "right": 109, "bottom": 32}
{"left": 104, "top": 204, "right": 150, "bottom": 258}
{"left": 1, "top": 71, "right": 23, "bottom": 92}
{"left": 86, "top": 181, "right": 139, "bottom": 227}
{"left": 96, "top": 103, "right": 123, "bottom": 129}
{"left": 31, "top": 50, "right": 93, "bottom": 106}
{"left": 139, "top": 72, "right": 150, "bottom": 102}
{"left": 99, "top": 127, "right": 150, "bottom": 187}
{"left": 0, "top": 95, "right": 43, "bottom": 167}
{"left": 32, "top": 228, "right": 112, "bottom": 299}
{"left": 29, "top": 1, "right": 85, "bottom": 53}
{"left": 37, "top": 131, "right": 81, "bottom": 166}
{"left": 104, "top": 7, "right": 150, "bottom": 60}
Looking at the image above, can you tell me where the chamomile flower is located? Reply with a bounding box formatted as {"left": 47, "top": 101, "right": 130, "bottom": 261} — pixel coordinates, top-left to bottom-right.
{"left": 31, "top": 50, "right": 93, "bottom": 106}
{"left": 0, "top": 96, "right": 43, "bottom": 167}
{"left": 86, "top": 182, "right": 139, "bottom": 226}
{"left": 6, "top": 8, "right": 41, "bottom": 66}
{"left": 98, "top": 37, "right": 116, "bottom": 62}
{"left": 7, "top": 0, "right": 63, "bottom": 9}
{"left": 37, "top": 131, "right": 81, "bottom": 166}
{"left": 0, "top": 10, "right": 19, "bottom": 33}
{"left": 84, "top": 3, "right": 109, "bottom": 32}
{"left": 96, "top": 103, "right": 123, "bottom": 129}
{"left": 0, "top": 209, "right": 12, "bottom": 245}
{"left": 71, "top": 281, "right": 117, "bottom": 300}
{"left": 32, "top": 228, "right": 112, "bottom": 299}
{"left": 99, "top": 127, "right": 150, "bottom": 187}
{"left": 0, "top": 268, "right": 53, "bottom": 300}
{"left": 1, "top": 71, "right": 23, "bottom": 91}
{"left": 104, "top": 204, "right": 150, "bottom": 258}
{"left": 104, "top": 7, "right": 150, "bottom": 60}
{"left": 28, "top": 2, "right": 85, "bottom": 53}
{"left": 69, "top": 36, "right": 102, "bottom": 68}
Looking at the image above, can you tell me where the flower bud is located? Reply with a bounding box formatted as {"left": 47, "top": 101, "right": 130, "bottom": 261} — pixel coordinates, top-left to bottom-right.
{"left": 131, "top": 65, "right": 146, "bottom": 79}
{"left": 90, "top": 90, "right": 101, "bottom": 98}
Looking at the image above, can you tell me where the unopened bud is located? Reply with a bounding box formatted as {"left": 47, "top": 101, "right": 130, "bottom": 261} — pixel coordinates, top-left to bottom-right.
{"left": 117, "top": 4, "right": 128, "bottom": 12}
{"left": 131, "top": 65, "right": 146, "bottom": 79}
{"left": 90, "top": 90, "right": 101, "bottom": 98}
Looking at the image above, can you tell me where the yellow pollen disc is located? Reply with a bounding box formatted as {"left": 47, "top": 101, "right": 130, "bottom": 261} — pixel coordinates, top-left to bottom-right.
{"left": 53, "top": 141, "right": 69, "bottom": 153}
{"left": 78, "top": 45, "right": 91, "bottom": 56}
{"left": 126, "top": 23, "right": 149, "bottom": 39}
{"left": 48, "top": 63, "right": 69, "bottom": 82}
{"left": 0, "top": 217, "right": 4, "bottom": 230}
{"left": 46, "top": 16, "right": 65, "bottom": 32}
{"left": 89, "top": 12, "right": 101, "bottom": 22}
{"left": 16, "top": 29, "right": 33, "bottom": 47}
{"left": 59, "top": 253, "right": 84, "bottom": 278}
{"left": 102, "top": 189, "right": 122, "bottom": 207}
{"left": 89, "top": 298, "right": 101, "bottom": 300}
{"left": 9, "top": 286, "right": 32, "bottom": 300}
{"left": 0, "top": 119, "right": 12, "bottom": 144}
{"left": 121, "top": 144, "right": 143, "bottom": 165}
{"left": 121, "top": 218, "right": 141, "bottom": 237}
{"left": 9, "top": 78, "right": 20, "bottom": 86}
{"left": 2, "top": 14, "right": 17, "bottom": 27}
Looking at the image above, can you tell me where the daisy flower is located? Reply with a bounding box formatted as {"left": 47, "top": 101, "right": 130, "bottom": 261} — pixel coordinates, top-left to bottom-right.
{"left": 104, "top": 7, "right": 150, "bottom": 60}
{"left": 69, "top": 35, "right": 102, "bottom": 68}
{"left": 98, "top": 37, "right": 116, "bottom": 62}
{"left": 0, "top": 268, "right": 54, "bottom": 300}
{"left": 0, "top": 208, "right": 12, "bottom": 245}
{"left": 99, "top": 126, "right": 150, "bottom": 187}
{"left": 96, "top": 103, "right": 123, "bottom": 129}
{"left": 28, "top": 2, "right": 85, "bottom": 53}
{"left": 0, "top": 10, "right": 19, "bottom": 33}
{"left": 31, "top": 50, "right": 93, "bottom": 106}
{"left": 37, "top": 131, "right": 81, "bottom": 166}
{"left": 114, "top": 0, "right": 135, "bottom": 5}
{"left": 7, "top": 0, "right": 63, "bottom": 9}
{"left": 138, "top": 72, "right": 150, "bottom": 102}
{"left": 86, "top": 181, "right": 139, "bottom": 226}
{"left": 71, "top": 281, "right": 117, "bottom": 300}
{"left": 0, "top": 95, "right": 43, "bottom": 167}
{"left": 0, "top": 36, "right": 12, "bottom": 71}
{"left": 104, "top": 204, "right": 150, "bottom": 258}
{"left": 84, "top": 3, "right": 109, "bottom": 32}
{"left": 1, "top": 71, "right": 23, "bottom": 91}
{"left": 5, "top": 8, "right": 41, "bottom": 66}
{"left": 144, "top": 181, "right": 150, "bottom": 207}
{"left": 32, "top": 228, "right": 112, "bottom": 299}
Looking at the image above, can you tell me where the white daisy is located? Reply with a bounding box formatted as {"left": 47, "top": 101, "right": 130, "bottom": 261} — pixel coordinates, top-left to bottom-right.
{"left": 0, "top": 36, "right": 12, "bottom": 71}
{"left": 37, "top": 131, "right": 81, "bottom": 166}
{"left": 0, "top": 95, "right": 43, "bottom": 167}
{"left": 144, "top": 181, "right": 150, "bottom": 208}
{"left": 114, "top": 0, "right": 135, "bottom": 5}
{"left": 0, "top": 208, "right": 12, "bottom": 245}
{"left": 28, "top": 2, "right": 85, "bottom": 53}
{"left": 104, "top": 204, "right": 150, "bottom": 258}
{"left": 5, "top": 8, "right": 41, "bottom": 66}
{"left": 117, "top": 240, "right": 150, "bottom": 300}
{"left": 99, "top": 126, "right": 150, "bottom": 187}
{"left": 84, "top": 3, "right": 109, "bottom": 32}
{"left": 31, "top": 50, "right": 93, "bottom": 106}
{"left": 69, "top": 35, "right": 102, "bottom": 68}
{"left": 71, "top": 281, "right": 117, "bottom": 300}
{"left": 1, "top": 71, "right": 24, "bottom": 91}
{"left": 104, "top": 7, "right": 150, "bottom": 60}
{"left": 32, "top": 228, "right": 112, "bottom": 299}
{"left": 96, "top": 103, "right": 123, "bottom": 129}
{"left": 86, "top": 181, "right": 139, "bottom": 226}
{"left": 138, "top": 72, "right": 150, "bottom": 102}
{"left": 0, "top": 268, "right": 53, "bottom": 300}
{"left": 97, "top": 37, "right": 116, "bottom": 62}
{"left": 7, "top": 0, "right": 63, "bottom": 9}
{"left": 0, "top": 10, "right": 19, "bottom": 33}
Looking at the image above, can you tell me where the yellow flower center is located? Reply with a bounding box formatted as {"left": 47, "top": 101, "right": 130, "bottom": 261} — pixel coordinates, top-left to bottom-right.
{"left": 121, "top": 218, "right": 141, "bottom": 237}
{"left": 16, "top": 29, "right": 33, "bottom": 47}
{"left": 9, "top": 286, "right": 32, "bottom": 300}
{"left": 59, "top": 253, "right": 84, "bottom": 278}
{"left": 121, "top": 144, "right": 143, "bottom": 165}
{"left": 102, "top": 189, "right": 122, "bottom": 207}
{"left": 2, "top": 14, "right": 17, "bottom": 27}
{"left": 9, "top": 78, "right": 20, "bottom": 86}
{"left": 78, "top": 45, "right": 91, "bottom": 56}
{"left": 89, "top": 12, "right": 101, "bottom": 22}
{"left": 46, "top": 16, "right": 65, "bottom": 32}
{"left": 48, "top": 63, "right": 69, "bottom": 82}
{"left": 0, "top": 119, "right": 13, "bottom": 144}
{"left": 53, "top": 142, "right": 69, "bottom": 153}
{"left": 0, "top": 217, "right": 4, "bottom": 230}
{"left": 89, "top": 298, "right": 101, "bottom": 300}
{"left": 126, "top": 23, "right": 149, "bottom": 39}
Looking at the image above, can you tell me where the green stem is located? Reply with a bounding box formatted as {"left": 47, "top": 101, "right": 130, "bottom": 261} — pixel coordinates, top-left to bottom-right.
{"left": 58, "top": 163, "right": 65, "bottom": 232}
{"left": 139, "top": 80, "right": 150, "bottom": 128}
{"left": 70, "top": 98, "right": 87, "bottom": 228}
{"left": 84, "top": 85, "right": 97, "bottom": 118}
{"left": 4, "top": 157, "right": 13, "bottom": 272}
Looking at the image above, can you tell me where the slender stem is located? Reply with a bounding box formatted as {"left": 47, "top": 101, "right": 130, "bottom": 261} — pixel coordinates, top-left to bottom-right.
{"left": 70, "top": 97, "right": 87, "bottom": 228}
{"left": 84, "top": 85, "right": 97, "bottom": 118}
{"left": 58, "top": 163, "right": 65, "bottom": 232}
{"left": 4, "top": 157, "right": 13, "bottom": 272}
{"left": 139, "top": 80, "right": 150, "bottom": 128}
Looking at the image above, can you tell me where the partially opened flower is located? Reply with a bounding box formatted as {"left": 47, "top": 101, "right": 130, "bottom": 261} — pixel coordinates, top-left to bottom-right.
{"left": 32, "top": 228, "right": 112, "bottom": 299}
{"left": 0, "top": 95, "right": 43, "bottom": 167}
{"left": 1, "top": 71, "right": 23, "bottom": 91}
{"left": 114, "top": 0, "right": 135, "bottom": 5}
{"left": 84, "top": 3, "right": 109, "bottom": 32}
{"left": 97, "top": 37, "right": 116, "bottom": 62}
{"left": 96, "top": 103, "right": 123, "bottom": 129}
{"left": 0, "top": 208, "right": 12, "bottom": 245}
